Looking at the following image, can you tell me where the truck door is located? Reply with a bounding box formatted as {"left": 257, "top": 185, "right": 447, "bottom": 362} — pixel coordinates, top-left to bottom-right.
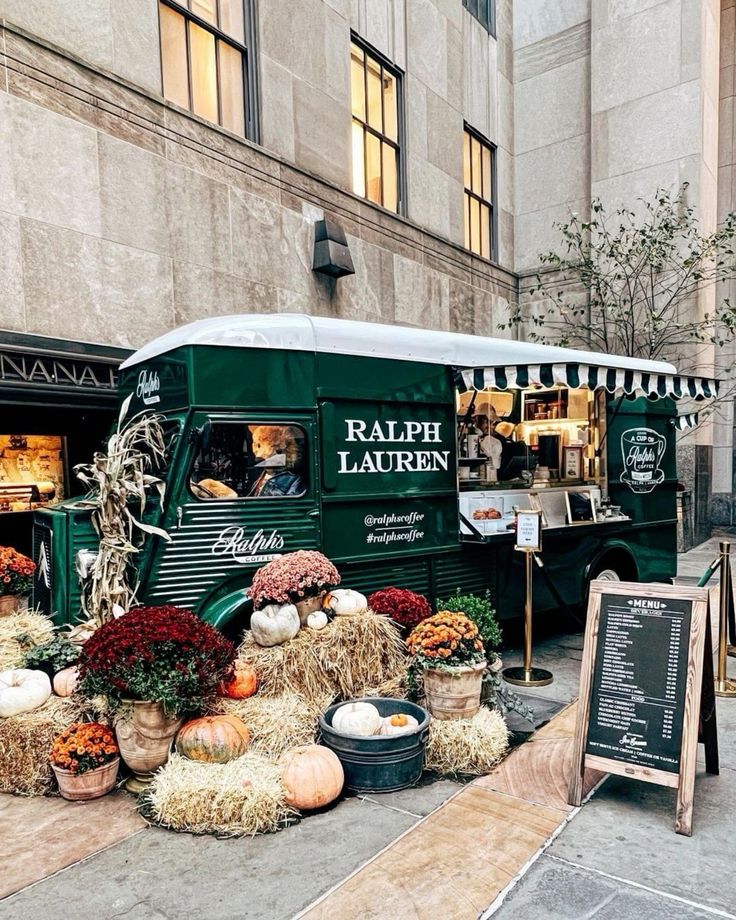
{"left": 142, "top": 412, "right": 320, "bottom": 611}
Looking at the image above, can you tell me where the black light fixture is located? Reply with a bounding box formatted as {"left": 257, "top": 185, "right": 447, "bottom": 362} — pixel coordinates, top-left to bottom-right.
{"left": 312, "top": 219, "right": 355, "bottom": 279}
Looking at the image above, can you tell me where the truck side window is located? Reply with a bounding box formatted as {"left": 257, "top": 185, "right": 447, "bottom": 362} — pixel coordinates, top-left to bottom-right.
{"left": 190, "top": 423, "right": 308, "bottom": 499}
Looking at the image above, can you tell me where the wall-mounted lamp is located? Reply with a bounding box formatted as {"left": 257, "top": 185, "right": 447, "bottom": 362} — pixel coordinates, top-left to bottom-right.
{"left": 312, "top": 219, "right": 355, "bottom": 279}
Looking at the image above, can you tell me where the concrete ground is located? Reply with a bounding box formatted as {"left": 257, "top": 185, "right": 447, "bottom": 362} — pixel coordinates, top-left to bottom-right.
{"left": 2, "top": 533, "right": 735, "bottom": 919}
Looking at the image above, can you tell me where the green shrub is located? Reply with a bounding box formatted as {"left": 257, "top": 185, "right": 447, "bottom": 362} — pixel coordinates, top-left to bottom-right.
{"left": 438, "top": 590, "right": 502, "bottom": 654}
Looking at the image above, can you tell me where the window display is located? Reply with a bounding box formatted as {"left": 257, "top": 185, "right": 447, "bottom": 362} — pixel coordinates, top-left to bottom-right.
{"left": 0, "top": 435, "right": 64, "bottom": 513}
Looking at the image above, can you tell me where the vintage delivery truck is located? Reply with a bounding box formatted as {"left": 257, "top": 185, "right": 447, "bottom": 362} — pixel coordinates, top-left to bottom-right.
{"left": 32, "top": 314, "right": 716, "bottom": 632}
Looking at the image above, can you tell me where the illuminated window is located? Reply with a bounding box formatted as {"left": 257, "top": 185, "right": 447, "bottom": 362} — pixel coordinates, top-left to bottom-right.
{"left": 350, "top": 38, "right": 402, "bottom": 213}
{"left": 463, "top": 0, "right": 496, "bottom": 36}
{"left": 159, "top": 0, "right": 254, "bottom": 138}
{"left": 463, "top": 126, "right": 495, "bottom": 260}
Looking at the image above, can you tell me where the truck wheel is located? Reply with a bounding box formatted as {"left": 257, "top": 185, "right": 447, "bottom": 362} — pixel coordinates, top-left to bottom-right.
{"left": 591, "top": 567, "right": 621, "bottom": 582}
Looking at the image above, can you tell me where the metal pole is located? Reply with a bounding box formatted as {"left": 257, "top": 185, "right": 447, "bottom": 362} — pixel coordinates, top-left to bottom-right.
{"left": 715, "top": 541, "right": 736, "bottom": 697}
{"left": 503, "top": 550, "right": 553, "bottom": 688}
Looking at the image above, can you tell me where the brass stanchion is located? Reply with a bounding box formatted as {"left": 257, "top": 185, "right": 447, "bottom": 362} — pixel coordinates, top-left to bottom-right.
{"left": 503, "top": 549, "right": 553, "bottom": 687}
{"left": 715, "top": 541, "right": 736, "bottom": 698}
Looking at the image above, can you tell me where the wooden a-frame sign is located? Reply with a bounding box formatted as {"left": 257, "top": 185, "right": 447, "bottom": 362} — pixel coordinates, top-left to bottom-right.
{"left": 568, "top": 581, "right": 718, "bottom": 836}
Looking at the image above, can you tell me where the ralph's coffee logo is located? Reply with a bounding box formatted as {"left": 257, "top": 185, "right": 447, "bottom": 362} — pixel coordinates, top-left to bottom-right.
{"left": 136, "top": 369, "right": 161, "bottom": 406}
{"left": 212, "top": 525, "right": 284, "bottom": 564}
{"left": 621, "top": 427, "right": 666, "bottom": 493}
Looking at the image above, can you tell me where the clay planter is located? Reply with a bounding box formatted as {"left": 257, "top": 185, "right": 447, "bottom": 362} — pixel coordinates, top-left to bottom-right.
{"left": 114, "top": 701, "right": 183, "bottom": 794}
{"left": 295, "top": 593, "right": 325, "bottom": 626}
{"left": 0, "top": 595, "right": 24, "bottom": 617}
{"left": 422, "top": 660, "right": 487, "bottom": 721}
{"left": 52, "top": 757, "right": 120, "bottom": 802}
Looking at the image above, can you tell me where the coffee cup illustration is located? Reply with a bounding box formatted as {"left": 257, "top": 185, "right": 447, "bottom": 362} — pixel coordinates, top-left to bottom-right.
{"left": 621, "top": 428, "right": 666, "bottom": 493}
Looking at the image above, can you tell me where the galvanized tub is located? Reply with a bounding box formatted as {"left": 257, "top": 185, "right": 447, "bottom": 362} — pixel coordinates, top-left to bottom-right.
{"left": 319, "top": 697, "right": 430, "bottom": 793}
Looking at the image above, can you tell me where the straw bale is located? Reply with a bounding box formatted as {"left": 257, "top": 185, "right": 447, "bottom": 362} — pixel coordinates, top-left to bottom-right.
{"left": 146, "top": 753, "right": 296, "bottom": 837}
{"left": 209, "top": 693, "right": 326, "bottom": 759}
{"left": 237, "top": 611, "right": 406, "bottom": 704}
{"left": 0, "top": 611, "right": 55, "bottom": 671}
{"left": 0, "top": 695, "right": 88, "bottom": 796}
{"left": 425, "top": 708, "right": 509, "bottom": 776}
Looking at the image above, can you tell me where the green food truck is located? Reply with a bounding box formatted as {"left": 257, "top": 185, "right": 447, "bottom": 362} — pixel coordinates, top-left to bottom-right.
{"left": 32, "top": 314, "right": 716, "bottom": 631}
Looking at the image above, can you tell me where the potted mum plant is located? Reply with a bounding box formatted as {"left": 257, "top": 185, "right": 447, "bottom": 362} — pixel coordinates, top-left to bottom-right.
{"left": 50, "top": 722, "right": 120, "bottom": 801}
{"left": 438, "top": 590, "right": 503, "bottom": 703}
{"left": 0, "top": 546, "right": 36, "bottom": 616}
{"left": 368, "top": 587, "right": 432, "bottom": 634}
{"left": 249, "top": 550, "right": 340, "bottom": 625}
{"left": 406, "top": 611, "right": 486, "bottom": 720}
{"left": 78, "top": 605, "right": 235, "bottom": 792}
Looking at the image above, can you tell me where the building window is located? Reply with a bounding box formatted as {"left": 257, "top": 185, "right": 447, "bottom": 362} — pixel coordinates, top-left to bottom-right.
{"left": 159, "top": 0, "right": 255, "bottom": 138}
{"left": 463, "top": 127, "right": 495, "bottom": 261}
{"left": 350, "top": 38, "right": 402, "bottom": 213}
{"left": 462, "top": 0, "right": 496, "bottom": 36}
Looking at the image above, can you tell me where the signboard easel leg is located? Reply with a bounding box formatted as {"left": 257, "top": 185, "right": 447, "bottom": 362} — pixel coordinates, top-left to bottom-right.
{"left": 503, "top": 549, "right": 553, "bottom": 688}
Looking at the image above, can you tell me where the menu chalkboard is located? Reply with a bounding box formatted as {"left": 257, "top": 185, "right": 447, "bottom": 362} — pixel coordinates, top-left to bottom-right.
{"left": 586, "top": 593, "right": 691, "bottom": 773}
{"left": 569, "top": 581, "right": 717, "bottom": 837}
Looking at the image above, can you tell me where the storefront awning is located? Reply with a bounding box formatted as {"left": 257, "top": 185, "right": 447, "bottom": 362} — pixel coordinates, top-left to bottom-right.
{"left": 671, "top": 412, "right": 699, "bottom": 430}
{"left": 459, "top": 364, "right": 719, "bottom": 400}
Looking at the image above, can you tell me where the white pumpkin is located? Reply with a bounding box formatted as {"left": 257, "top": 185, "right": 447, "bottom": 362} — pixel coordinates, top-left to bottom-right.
{"left": 307, "top": 610, "right": 328, "bottom": 630}
{"left": 250, "top": 603, "right": 300, "bottom": 647}
{"left": 0, "top": 669, "right": 52, "bottom": 718}
{"left": 379, "top": 713, "right": 419, "bottom": 736}
{"left": 331, "top": 701, "right": 382, "bottom": 737}
{"left": 323, "top": 589, "right": 368, "bottom": 616}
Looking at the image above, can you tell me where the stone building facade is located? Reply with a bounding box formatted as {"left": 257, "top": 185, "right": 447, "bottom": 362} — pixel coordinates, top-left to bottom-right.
{"left": 0, "top": 0, "right": 733, "bottom": 531}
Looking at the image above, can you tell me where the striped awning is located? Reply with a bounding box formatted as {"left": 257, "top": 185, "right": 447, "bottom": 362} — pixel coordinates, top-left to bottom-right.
{"left": 670, "top": 412, "right": 699, "bottom": 431}
{"left": 459, "top": 364, "right": 719, "bottom": 400}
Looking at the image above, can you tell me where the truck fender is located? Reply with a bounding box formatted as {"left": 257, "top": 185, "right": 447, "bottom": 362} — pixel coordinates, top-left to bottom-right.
{"left": 200, "top": 588, "right": 253, "bottom": 631}
{"left": 584, "top": 540, "right": 639, "bottom": 586}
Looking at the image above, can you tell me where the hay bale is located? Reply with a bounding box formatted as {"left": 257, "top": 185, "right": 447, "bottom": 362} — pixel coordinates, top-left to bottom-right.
{"left": 0, "top": 695, "right": 87, "bottom": 795}
{"left": 209, "top": 693, "right": 326, "bottom": 759}
{"left": 237, "top": 611, "right": 406, "bottom": 704}
{"left": 0, "top": 611, "right": 55, "bottom": 671}
{"left": 146, "top": 753, "right": 296, "bottom": 837}
{"left": 425, "top": 708, "right": 509, "bottom": 776}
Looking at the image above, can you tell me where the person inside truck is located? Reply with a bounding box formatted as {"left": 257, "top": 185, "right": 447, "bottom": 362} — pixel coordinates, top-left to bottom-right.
{"left": 247, "top": 425, "right": 306, "bottom": 497}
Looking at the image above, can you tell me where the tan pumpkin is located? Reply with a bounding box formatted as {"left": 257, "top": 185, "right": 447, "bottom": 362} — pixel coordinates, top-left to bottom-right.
{"left": 218, "top": 665, "right": 258, "bottom": 699}
{"left": 176, "top": 715, "right": 251, "bottom": 763}
{"left": 53, "top": 666, "right": 79, "bottom": 697}
{"left": 280, "top": 744, "right": 344, "bottom": 810}
{"left": 379, "top": 713, "right": 419, "bottom": 736}
{"left": 0, "top": 668, "right": 52, "bottom": 718}
{"left": 322, "top": 589, "right": 368, "bottom": 616}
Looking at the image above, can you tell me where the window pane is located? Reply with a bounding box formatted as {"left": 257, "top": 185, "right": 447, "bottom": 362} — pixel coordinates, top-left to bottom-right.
{"left": 189, "top": 21, "right": 218, "bottom": 123}
{"left": 464, "top": 193, "right": 471, "bottom": 250}
{"left": 366, "top": 131, "right": 382, "bottom": 205}
{"left": 352, "top": 121, "right": 365, "bottom": 197}
{"left": 350, "top": 47, "right": 365, "bottom": 121}
{"left": 219, "top": 41, "right": 245, "bottom": 135}
{"left": 382, "top": 143, "right": 398, "bottom": 212}
{"left": 481, "top": 144, "right": 491, "bottom": 201}
{"left": 366, "top": 56, "right": 382, "bottom": 131}
{"left": 383, "top": 70, "right": 397, "bottom": 142}
{"left": 470, "top": 196, "right": 480, "bottom": 255}
{"left": 160, "top": 4, "right": 189, "bottom": 110}
{"left": 463, "top": 130, "right": 471, "bottom": 189}
{"left": 190, "top": 0, "right": 217, "bottom": 25}
{"left": 219, "top": 0, "right": 245, "bottom": 42}
{"left": 480, "top": 203, "right": 490, "bottom": 258}
{"left": 471, "top": 136, "right": 482, "bottom": 195}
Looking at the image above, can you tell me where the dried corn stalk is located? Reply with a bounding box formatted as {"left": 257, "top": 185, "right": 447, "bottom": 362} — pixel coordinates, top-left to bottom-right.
{"left": 74, "top": 394, "right": 171, "bottom": 626}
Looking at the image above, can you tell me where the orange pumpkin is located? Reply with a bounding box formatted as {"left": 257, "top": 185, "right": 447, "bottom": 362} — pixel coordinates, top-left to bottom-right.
{"left": 53, "top": 666, "right": 79, "bottom": 697}
{"left": 176, "top": 715, "right": 251, "bottom": 763}
{"left": 280, "top": 744, "right": 344, "bottom": 810}
{"left": 218, "top": 665, "right": 258, "bottom": 700}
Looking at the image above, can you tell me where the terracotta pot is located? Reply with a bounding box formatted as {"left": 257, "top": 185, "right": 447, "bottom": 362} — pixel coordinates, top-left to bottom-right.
{"left": 295, "top": 593, "right": 325, "bottom": 626}
{"left": 114, "top": 701, "right": 183, "bottom": 793}
{"left": 423, "top": 660, "right": 487, "bottom": 721}
{"left": 0, "top": 595, "right": 23, "bottom": 617}
{"left": 52, "top": 757, "right": 120, "bottom": 801}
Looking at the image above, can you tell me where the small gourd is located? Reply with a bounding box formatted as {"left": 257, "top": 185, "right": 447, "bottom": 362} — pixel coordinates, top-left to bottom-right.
{"left": 218, "top": 664, "right": 258, "bottom": 699}
{"left": 379, "top": 713, "right": 419, "bottom": 736}
{"left": 280, "top": 744, "right": 344, "bottom": 810}
{"left": 307, "top": 611, "right": 328, "bottom": 630}
{"left": 176, "top": 715, "right": 250, "bottom": 763}
{"left": 331, "top": 701, "right": 382, "bottom": 737}
{"left": 0, "top": 668, "right": 52, "bottom": 718}
{"left": 53, "top": 666, "right": 79, "bottom": 698}
{"left": 323, "top": 589, "right": 368, "bottom": 616}
{"left": 250, "top": 603, "right": 300, "bottom": 647}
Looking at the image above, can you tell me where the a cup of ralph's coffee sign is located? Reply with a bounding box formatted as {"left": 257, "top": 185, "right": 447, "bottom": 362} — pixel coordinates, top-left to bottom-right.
{"left": 620, "top": 427, "right": 666, "bottom": 493}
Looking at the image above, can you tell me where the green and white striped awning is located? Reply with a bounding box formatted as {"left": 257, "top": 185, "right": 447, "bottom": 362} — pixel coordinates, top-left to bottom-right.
{"left": 460, "top": 364, "right": 719, "bottom": 400}
{"left": 671, "top": 412, "right": 699, "bottom": 430}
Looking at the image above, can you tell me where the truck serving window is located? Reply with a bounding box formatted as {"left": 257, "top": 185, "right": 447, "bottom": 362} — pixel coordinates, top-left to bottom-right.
{"left": 190, "top": 423, "right": 308, "bottom": 499}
